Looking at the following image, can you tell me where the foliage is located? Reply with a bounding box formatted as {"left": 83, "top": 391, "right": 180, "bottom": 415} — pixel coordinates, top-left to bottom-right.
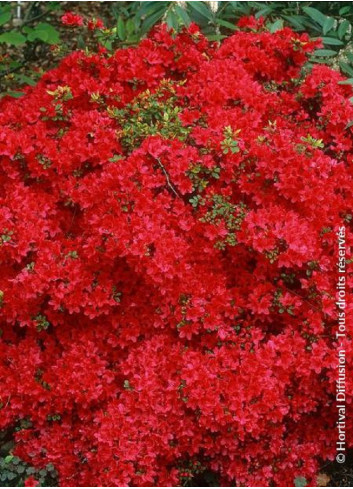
{"left": 0, "top": 2, "right": 61, "bottom": 97}
{"left": 74, "top": 0, "right": 353, "bottom": 79}
{"left": 0, "top": 428, "right": 57, "bottom": 487}
{"left": 4, "top": 2, "right": 353, "bottom": 98}
{"left": 0, "top": 17, "right": 352, "bottom": 486}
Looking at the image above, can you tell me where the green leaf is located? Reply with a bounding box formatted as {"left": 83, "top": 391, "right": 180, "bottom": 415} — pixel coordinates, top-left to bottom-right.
{"left": 175, "top": 5, "right": 191, "bottom": 27}
{"left": 338, "top": 20, "right": 351, "bottom": 40}
{"left": 188, "top": 1, "right": 213, "bottom": 20}
{"left": 117, "top": 16, "right": 126, "bottom": 40}
{"left": 303, "top": 7, "right": 328, "bottom": 27}
{"left": 18, "top": 74, "right": 36, "bottom": 86}
{"left": 126, "top": 18, "right": 135, "bottom": 36}
{"left": 339, "top": 61, "right": 353, "bottom": 77}
{"left": 141, "top": 8, "right": 165, "bottom": 34}
{"left": 321, "top": 37, "right": 343, "bottom": 46}
{"left": 207, "top": 34, "right": 226, "bottom": 41}
{"left": 255, "top": 6, "right": 273, "bottom": 18}
{"left": 339, "top": 6, "right": 351, "bottom": 16}
{"left": 294, "top": 476, "right": 307, "bottom": 487}
{"left": 76, "top": 34, "right": 85, "bottom": 49}
{"left": 269, "top": 19, "right": 284, "bottom": 33}
{"left": 313, "top": 49, "right": 337, "bottom": 57}
{"left": 215, "top": 18, "right": 237, "bottom": 30}
{"left": 0, "top": 31, "right": 26, "bottom": 46}
{"left": 27, "top": 22, "right": 60, "bottom": 44}
{"left": 323, "top": 17, "right": 335, "bottom": 35}
{"left": 6, "top": 472, "right": 16, "bottom": 481}
{"left": 22, "top": 26, "right": 33, "bottom": 34}
{"left": 283, "top": 15, "right": 304, "bottom": 30}
{"left": 0, "top": 11, "right": 11, "bottom": 26}
{"left": 338, "top": 78, "right": 353, "bottom": 85}
{"left": 137, "top": 1, "right": 168, "bottom": 18}
{"left": 164, "top": 10, "right": 176, "bottom": 30}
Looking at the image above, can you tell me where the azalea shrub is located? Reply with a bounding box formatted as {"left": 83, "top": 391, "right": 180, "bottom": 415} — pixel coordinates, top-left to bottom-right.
{"left": 0, "top": 16, "right": 352, "bottom": 487}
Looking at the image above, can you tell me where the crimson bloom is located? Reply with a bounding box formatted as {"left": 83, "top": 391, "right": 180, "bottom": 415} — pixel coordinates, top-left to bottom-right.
{"left": 61, "top": 11, "right": 84, "bottom": 27}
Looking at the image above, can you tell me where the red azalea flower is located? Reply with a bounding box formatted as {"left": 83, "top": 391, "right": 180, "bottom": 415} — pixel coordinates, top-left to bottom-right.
{"left": 24, "top": 477, "right": 39, "bottom": 487}
{"left": 87, "top": 18, "right": 105, "bottom": 31}
{"left": 61, "top": 11, "right": 84, "bottom": 27}
{"left": 237, "top": 15, "right": 265, "bottom": 29}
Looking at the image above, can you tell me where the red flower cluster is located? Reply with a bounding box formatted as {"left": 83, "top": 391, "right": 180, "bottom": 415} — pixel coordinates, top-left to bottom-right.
{"left": 0, "top": 20, "right": 352, "bottom": 486}
{"left": 61, "top": 12, "right": 84, "bottom": 27}
{"left": 61, "top": 11, "right": 104, "bottom": 30}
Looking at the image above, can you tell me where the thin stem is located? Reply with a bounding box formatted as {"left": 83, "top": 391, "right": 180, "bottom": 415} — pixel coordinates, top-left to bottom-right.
{"left": 156, "top": 157, "right": 182, "bottom": 199}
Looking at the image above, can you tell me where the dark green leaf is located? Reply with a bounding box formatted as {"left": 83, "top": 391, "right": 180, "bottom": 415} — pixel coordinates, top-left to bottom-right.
{"left": 338, "top": 20, "right": 351, "bottom": 40}
{"left": 77, "top": 34, "right": 85, "bottom": 49}
{"left": 339, "top": 61, "right": 353, "bottom": 77}
{"left": 283, "top": 15, "right": 304, "bottom": 30}
{"left": 117, "top": 16, "right": 126, "bottom": 40}
{"left": 269, "top": 19, "right": 284, "bottom": 33}
{"left": 321, "top": 37, "right": 343, "bottom": 46}
{"left": 215, "top": 18, "right": 237, "bottom": 30}
{"left": 46, "top": 2, "right": 61, "bottom": 12}
{"left": 339, "top": 6, "right": 351, "bottom": 16}
{"left": 137, "top": 1, "right": 169, "bottom": 18}
{"left": 188, "top": 2, "right": 213, "bottom": 20}
{"left": 141, "top": 8, "right": 165, "bottom": 34}
{"left": 22, "top": 26, "right": 34, "bottom": 34}
{"left": 126, "top": 18, "right": 135, "bottom": 36}
{"left": 19, "top": 74, "right": 36, "bottom": 86}
{"left": 338, "top": 78, "right": 353, "bottom": 85}
{"left": 0, "top": 31, "right": 26, "bottom": 46}
{"left": 323, "top": 17, "right": 335, "bottom": 35}
{"left": 255, "top": 6, "right": 273, "bottom": 18}
{"left": 175, "top": 5, "right": 191, "bottom": 27}
{"left": 0, "top": 11, "right": 11, "bottom": 26}
{"left": 166, "top": 10, "right": 178, "bottom": 30}
{"left": 313, "top": 49, "right": 337, "bottom": 57}
{"left": 303, "top": 7, "right": 327, "bottom": 27}
{"left": 3, "top": 91, "right": 25, "bottom": 98}
{"left": 27, "top": 23, "right": 60, "bottom": 44}
{"left": 207, "top": 34, "right": 226, "bottom": 41}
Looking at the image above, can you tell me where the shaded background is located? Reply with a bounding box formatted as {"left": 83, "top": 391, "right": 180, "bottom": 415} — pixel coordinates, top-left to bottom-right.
{"left": 2, "top": 1, "right": 353, "bottom": 97}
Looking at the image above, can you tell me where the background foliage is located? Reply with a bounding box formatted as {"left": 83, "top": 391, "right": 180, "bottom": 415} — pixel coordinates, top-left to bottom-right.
{"left": 2, "top": 1, "right": 353, "bottom": 97}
